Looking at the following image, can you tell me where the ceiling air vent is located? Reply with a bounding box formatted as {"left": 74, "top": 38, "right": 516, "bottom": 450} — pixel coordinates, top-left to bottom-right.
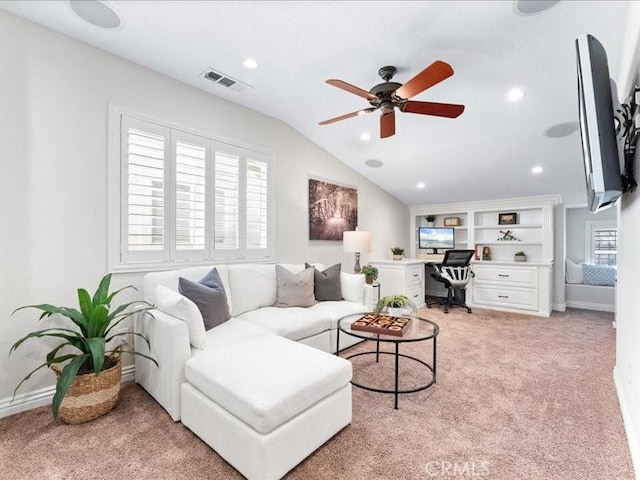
{"left": 203, "top": 68, "right": 252, "bottom": 94}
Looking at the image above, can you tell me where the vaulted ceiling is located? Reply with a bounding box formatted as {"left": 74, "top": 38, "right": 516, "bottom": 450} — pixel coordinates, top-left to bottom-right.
{"left": 1, "top": 0, "right": 629, "bottom": 205}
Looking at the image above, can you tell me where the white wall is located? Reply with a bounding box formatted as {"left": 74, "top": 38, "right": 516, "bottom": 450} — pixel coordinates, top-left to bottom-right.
{"left": 0, "top": 12, "right": 409, "bottom": 407}
{"left": 565, "top": 206, "right": 616, "bottom": 263}
{"left": 614, "top": 3, "right": 640, "bottom": 476}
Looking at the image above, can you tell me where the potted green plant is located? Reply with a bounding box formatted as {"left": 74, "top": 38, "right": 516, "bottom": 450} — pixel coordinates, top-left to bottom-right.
{"left": 391, "top": 247, "right": 405, "bottom": 261}
{"left": 514, "top": 251, "right": 526, "bottom": 262}
{"left": 361, "top": 264, "right": 379, "bottom": 284}
{"left": 425, "top": 215, "right": 436, "bottom": 227}
{"left": 10, "top": 273, "right": 157, "bottom": 423}
{"left": 376, "top": 294, "right": 414, "bottom": 317}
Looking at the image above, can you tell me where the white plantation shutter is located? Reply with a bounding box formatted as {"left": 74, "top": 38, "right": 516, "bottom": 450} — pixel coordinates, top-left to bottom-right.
{"left": 214, "top": 149, "right": 240, "bottom": 255}
{"left": 246, "top": 157, "right": 269, "bottom": 255}
{"left": 121, "top": 117, "right": 169, "bottom": 262}
{"left": 592, "top": 228, "right": 617, "bottom": 266}
{"left": 113, "top": 112, "right": 273, "bottom": 270}
{"left": 174, "top": 133, "right": 207, "bottom": 255}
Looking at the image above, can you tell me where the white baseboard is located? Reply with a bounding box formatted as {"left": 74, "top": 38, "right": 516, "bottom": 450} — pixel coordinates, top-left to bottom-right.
{"left": 0, "top": 364, "right": 135, "bottom": 419}
{"left": 614, "top": 366, "right": 640, "bottom": 479}
{"left": 566, "top": 300, "right": 615, "bottom": 312}
{"left": 553, "top": 302, "right": 567, "bottom": 312}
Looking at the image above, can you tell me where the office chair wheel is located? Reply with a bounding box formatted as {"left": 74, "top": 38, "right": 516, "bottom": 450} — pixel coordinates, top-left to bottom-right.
{"left": 427, "top": 304, "right": 432, "bottom": 309}
{"left": 444, "top": 308, "right": 449, "bottom": 314}
{"left": 467, "top": 307, "right": 472, "bottom": 313}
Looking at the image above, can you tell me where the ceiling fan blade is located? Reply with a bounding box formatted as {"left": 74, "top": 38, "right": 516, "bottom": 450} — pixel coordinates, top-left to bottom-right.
{"left": 395, "top": 61, "right": 454, "bottom": 100}
{"left": 380, "top": 111, "right": 396, "bottom": 138}
{"left": 326, "top": 79, "right": 377, "bottom": 101}
{"left": 401, "top": 101, "right": 465, "bottom": 118}
{"left": 319, "top": 107, "right": 376, "bottom": 126}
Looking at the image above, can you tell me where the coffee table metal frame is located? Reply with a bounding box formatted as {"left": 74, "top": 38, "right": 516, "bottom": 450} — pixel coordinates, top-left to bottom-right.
{"left": 336, "top": 315, "right": 439, "bottom": 409}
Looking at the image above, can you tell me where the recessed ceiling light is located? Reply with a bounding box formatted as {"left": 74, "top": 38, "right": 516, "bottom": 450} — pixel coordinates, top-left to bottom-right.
{"left": 417, "top": 182, "right": 426, "bottom": 189}
{"left": 243, "top": 58, "right": 258, "bottom": 69}
{"left": 508, "top": 88, "right": 525, "bottom": 102}
{"left": 360, "top": 132, "right": 371, "bottom": 141}
{"left": 70, "top": 0, "right": 121, "bottom": 29}
{"left": 531, "top": 166, "right": 544, "bottom": 174}
{"left": 365, "top": 159, "right": 383, "bottom": 168}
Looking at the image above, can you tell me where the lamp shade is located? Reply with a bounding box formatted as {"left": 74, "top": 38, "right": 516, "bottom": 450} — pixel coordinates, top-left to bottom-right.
{"left": 343, "top": 231, "right": 372, "bottom": 253}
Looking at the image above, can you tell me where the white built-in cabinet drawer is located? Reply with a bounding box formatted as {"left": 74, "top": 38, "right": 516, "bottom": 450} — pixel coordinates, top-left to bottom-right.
{"left": 405, "top": 265, "right": 423, "bottom": 287}
{"left": 473, "top": 265, "right": 538, "bottom": 287}
{"left": 407, "top": 284, "right": 423, "bottom": 306}
{"left": 473, "top": 285, "right": 538, "bottom": 311}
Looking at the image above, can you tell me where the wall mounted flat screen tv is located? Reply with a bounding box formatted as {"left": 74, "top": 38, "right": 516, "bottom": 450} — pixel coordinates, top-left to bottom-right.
{"left": 418, "top": 227, "right": 455, "bottom": 253}
{"left": 576, "top": 34, "right": 623, "bottom": 212}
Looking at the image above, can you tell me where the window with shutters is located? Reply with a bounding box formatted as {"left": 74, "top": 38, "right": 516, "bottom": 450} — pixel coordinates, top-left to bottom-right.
{"left": 110, "top": 108, "right": 274, "bottom": 271}
{"left": 585, "top": 220, "right": 617, "bottom": 266}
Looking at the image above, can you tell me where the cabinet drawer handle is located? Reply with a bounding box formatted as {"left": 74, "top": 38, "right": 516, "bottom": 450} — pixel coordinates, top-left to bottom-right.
{"left": 498, "top": 295, "right": 509, "bottom": 299}
{"left": 498, "top": 274, "right": 509, "bottom": 278}
{"left": 413, "top": 273, "right": 419, "bottom": 278}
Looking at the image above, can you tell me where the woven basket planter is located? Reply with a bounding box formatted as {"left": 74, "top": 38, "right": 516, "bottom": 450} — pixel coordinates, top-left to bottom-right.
{"left": 52, "top": 357, "right": 121, "bottom": 424}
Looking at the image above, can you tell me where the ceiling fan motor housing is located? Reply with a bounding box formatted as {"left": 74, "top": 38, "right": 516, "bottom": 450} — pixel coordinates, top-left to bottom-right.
{"left": 369, "top": 82, "right": 402, "bottom": 107}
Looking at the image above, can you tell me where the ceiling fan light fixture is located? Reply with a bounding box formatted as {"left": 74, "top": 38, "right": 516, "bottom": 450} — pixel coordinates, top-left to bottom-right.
{"left": 320, "top": 61, "right": 464, "bottom": 138}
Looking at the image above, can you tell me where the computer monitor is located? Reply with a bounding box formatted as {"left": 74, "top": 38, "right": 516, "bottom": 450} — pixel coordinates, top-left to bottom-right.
{"left": 418, "top": 227, "right": 455, "bottom": 254}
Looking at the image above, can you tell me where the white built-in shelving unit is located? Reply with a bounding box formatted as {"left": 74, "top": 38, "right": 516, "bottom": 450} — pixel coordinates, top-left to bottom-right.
{"left": 409, "top": 195, "right": 561, "bottom": 317}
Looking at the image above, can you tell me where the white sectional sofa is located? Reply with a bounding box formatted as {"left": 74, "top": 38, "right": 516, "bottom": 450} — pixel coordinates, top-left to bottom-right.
{"left": 134, "top": 263, "right": 374, "bottom": 480}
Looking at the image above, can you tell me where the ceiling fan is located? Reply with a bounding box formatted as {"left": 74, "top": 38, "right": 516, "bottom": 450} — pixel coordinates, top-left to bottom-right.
{"left": 319, "top": 61, "right": 465, "bottom": 138}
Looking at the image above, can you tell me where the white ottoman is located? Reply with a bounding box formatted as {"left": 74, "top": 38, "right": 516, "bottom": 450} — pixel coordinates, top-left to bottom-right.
{"left": 181, "top": 335, "right": 352, "bottom": 480}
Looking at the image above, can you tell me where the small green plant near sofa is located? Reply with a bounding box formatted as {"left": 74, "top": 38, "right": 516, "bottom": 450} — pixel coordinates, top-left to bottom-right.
{"left": 10, "top": 273, "right": 157, "bottom": 420}
{"left": 360, "top": 264, "right": 378, "bottom": 284}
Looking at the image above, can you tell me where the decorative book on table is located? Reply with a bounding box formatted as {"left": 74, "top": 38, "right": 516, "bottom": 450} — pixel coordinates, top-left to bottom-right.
{"left": 351, "top": 314, "right": 412, "bottom": 337}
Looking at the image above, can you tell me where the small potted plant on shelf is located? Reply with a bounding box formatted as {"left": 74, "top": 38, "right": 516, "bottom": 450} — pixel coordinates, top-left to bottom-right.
{"left": 391, "top": 247, "right": 405, "bottom": 261}
{"left": 376, "top": 294, "right": 415, "bottom": 317}
{"left": 10, "top": 273, "right": 157, "bottom": 424}
{"left": 425, "top": 215, "right": 436, "bottom": 227}
{"left": 361, "top": 264, "right": 379, "bottom": 284}
{"left": 514, "top": 251, "right": 527, "bottom": 262}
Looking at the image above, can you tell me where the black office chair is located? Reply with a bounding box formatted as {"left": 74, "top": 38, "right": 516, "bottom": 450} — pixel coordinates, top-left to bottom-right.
{"left": 426, "top": 250, "right": 475, "bottom": 314}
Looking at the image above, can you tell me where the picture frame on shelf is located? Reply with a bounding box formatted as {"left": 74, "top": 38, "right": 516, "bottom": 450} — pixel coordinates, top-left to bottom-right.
{"left": 443, "top": 216, "right": 460, "bottom": 226}
{"left": 498, "top": 212, "right": 518, "bottom": 225}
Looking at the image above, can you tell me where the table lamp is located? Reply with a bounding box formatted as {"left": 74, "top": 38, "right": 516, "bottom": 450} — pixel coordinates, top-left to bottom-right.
{"left": 343, "top": 230, "right": 372, "bottom": 273}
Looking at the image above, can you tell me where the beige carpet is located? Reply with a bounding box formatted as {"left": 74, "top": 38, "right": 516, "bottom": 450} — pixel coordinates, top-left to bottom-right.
{"left": 0, "top": 307, "right": 634, "bottom": 479}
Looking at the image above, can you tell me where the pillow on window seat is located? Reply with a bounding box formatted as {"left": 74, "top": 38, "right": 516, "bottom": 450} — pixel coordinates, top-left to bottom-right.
{"left": 565, "top": 258, "right": 584, "bottom": 284}
{"left": 582, "top": 263, "right": 616, "bottom": 286}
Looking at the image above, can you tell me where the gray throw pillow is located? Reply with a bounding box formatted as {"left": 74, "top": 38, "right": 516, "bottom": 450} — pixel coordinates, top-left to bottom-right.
{"left": 306, "top": 263, "right": 342, "bottom": 301}
{"left": 178, "top": 268, "right": 230, "bottom": 330}
{"left": 275, "top": 265, "right": 317, "bottom": 307}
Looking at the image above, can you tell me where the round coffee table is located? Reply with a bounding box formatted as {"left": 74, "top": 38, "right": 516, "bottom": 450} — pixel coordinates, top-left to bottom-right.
{"left": 336, "top": 314, "right": 439, "bottom": 409}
